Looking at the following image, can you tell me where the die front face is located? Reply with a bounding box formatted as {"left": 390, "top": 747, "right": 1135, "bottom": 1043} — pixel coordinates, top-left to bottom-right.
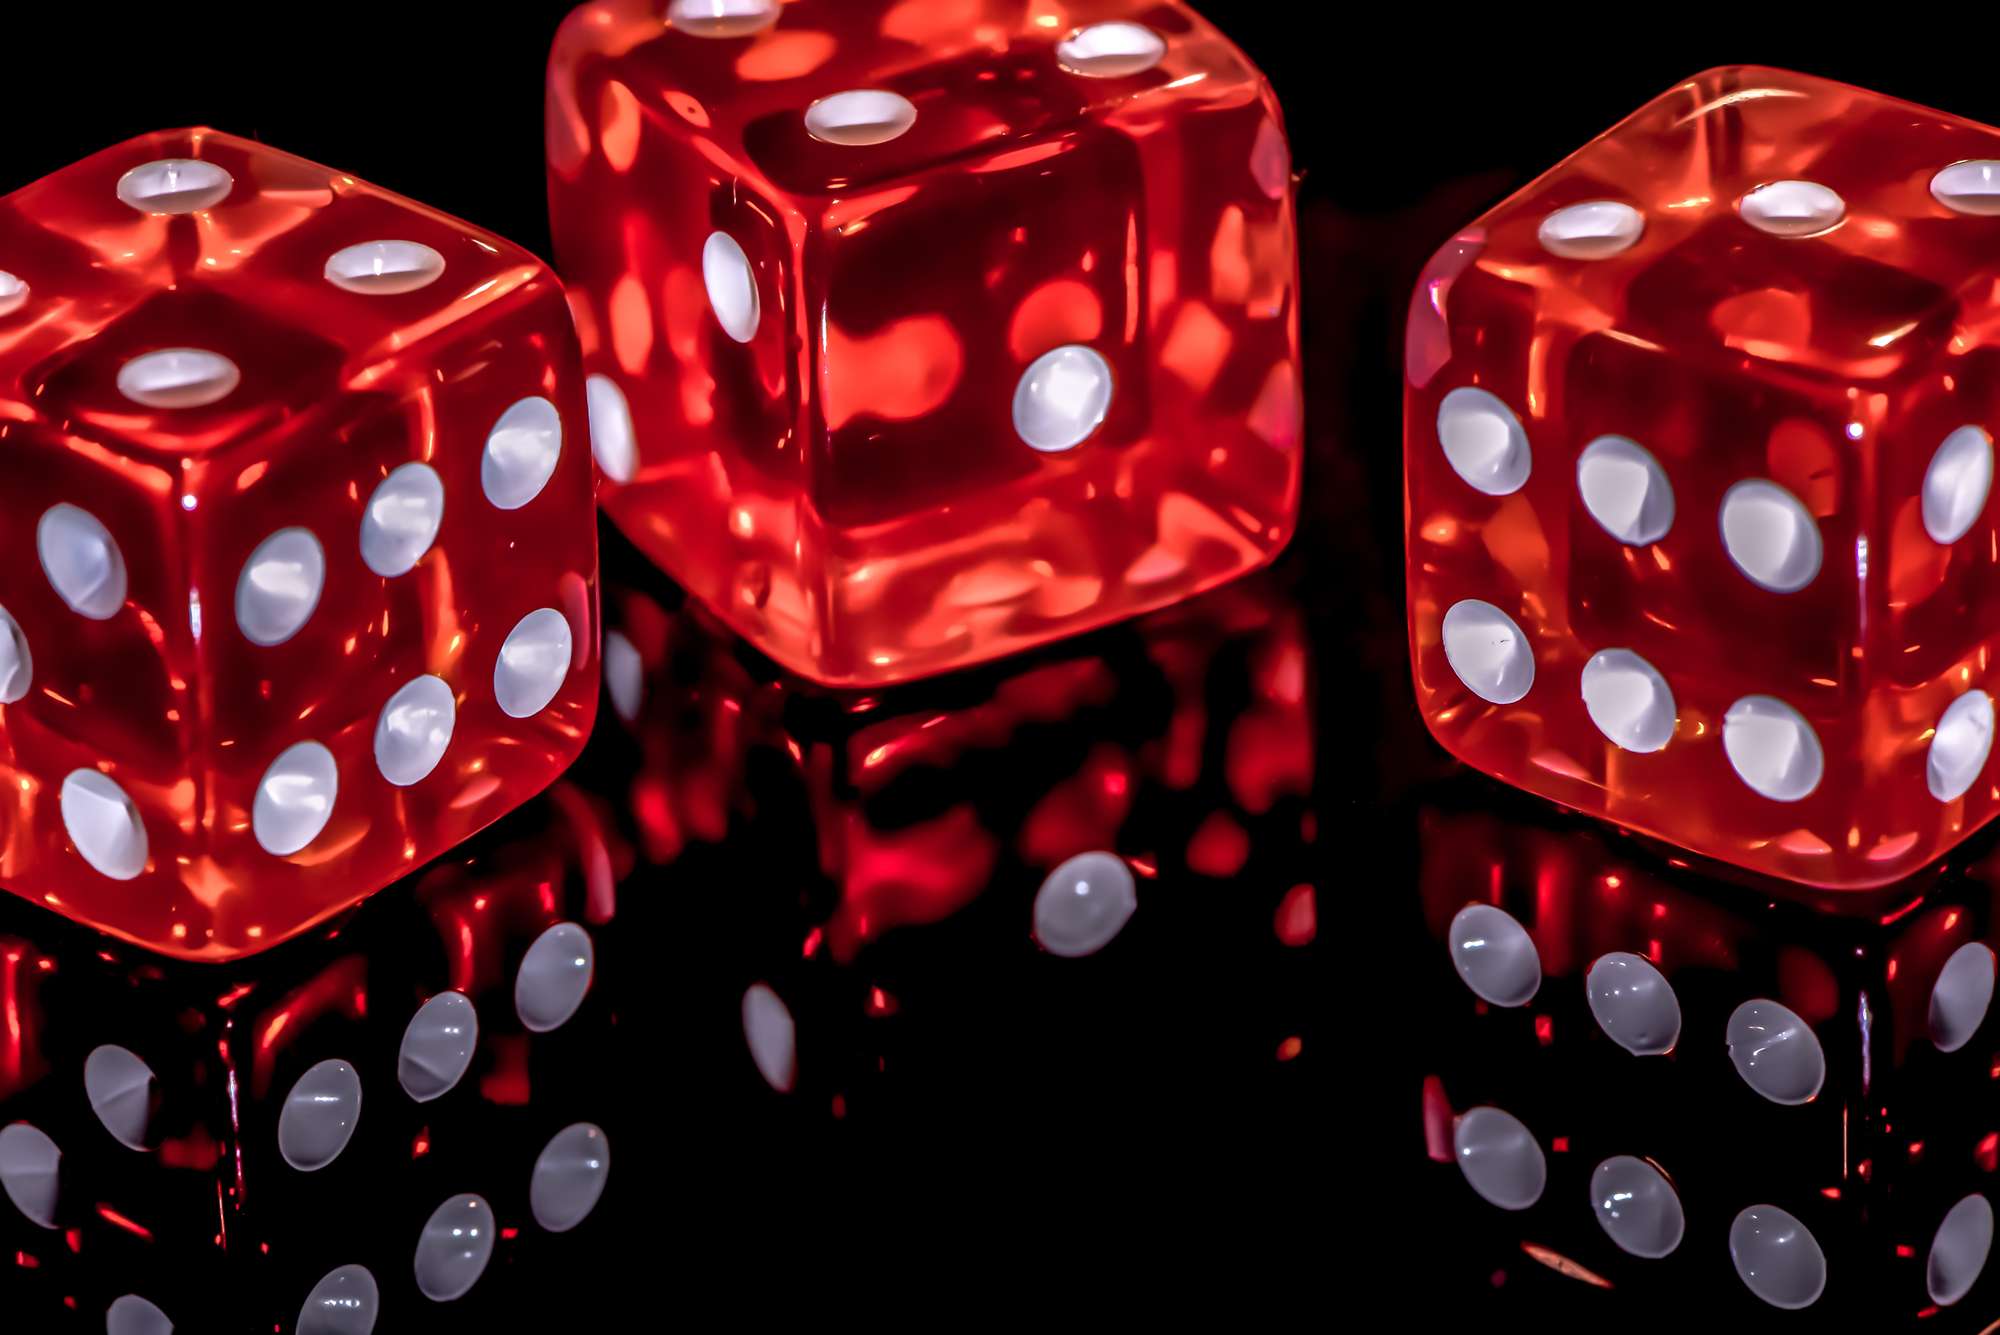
{"left": 0, "top": 130, "right": 599, "bottom": 961}
{"left": 1407, "top": 66, "right": 2000, "bottom": 890}
{"left": 549, "top": 0, "right": 1301, "bottom": 686}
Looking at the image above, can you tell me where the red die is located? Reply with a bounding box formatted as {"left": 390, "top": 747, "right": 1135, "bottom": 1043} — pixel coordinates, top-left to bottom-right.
{"left": 548, "top": 0, "right": 1301, "bottom": 685}
{"left": 0, "top": 130, "right": 599, "bottom": 959}
{"left": 1406, "top": 66, "right": 2000, "bottom": 891}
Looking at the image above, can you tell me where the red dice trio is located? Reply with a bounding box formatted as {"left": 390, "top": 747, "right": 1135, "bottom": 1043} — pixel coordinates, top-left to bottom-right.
{"left": 1407, "top": 66, "right": 2000, "bottom": 890}
{"left": 0, "top": 130, "right": 599, "bottom": 958}
{"left": 548, "top": 0, "right": 1302, "bottom": 686}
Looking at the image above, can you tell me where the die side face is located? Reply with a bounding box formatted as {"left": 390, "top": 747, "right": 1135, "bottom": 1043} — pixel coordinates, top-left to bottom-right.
{"left": 0, "top": 130, "right": 600, "bottom": 960}
{"left": 1419, "top": 797, "right": 2000, "bottom": 1320}
{"left": 1406, "top": 66, "right": 2000, "bottom": 890}
{"left": 549, "top": 0, "right": 1302, "bottom": 686}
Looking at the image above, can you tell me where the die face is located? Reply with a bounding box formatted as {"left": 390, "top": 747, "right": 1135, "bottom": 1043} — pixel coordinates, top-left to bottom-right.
{"left": 1416, "top": 786, "right": 2000, "bottom": 1324}
{"left": 1406, "top": 67, "right": 2000, "bottom": 890}
{"left": 0, "top": 130, "right": 599, "bottom": 959}
{"left": 549, "top": 0, "right": 1301, "bottom": 686}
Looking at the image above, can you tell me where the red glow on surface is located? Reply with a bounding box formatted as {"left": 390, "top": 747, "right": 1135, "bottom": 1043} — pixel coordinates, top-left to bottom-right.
{"left": 1422, "top": 1075, "right": 1454, "bottom": 1163}
{"left": 831, "top": 1094, "right": 847, "bottom": 1120}
{"left": 1276, "top": 1036, "right": 1302, "bottom": 1061}
{"left": 412, "top": 1130, "right": 431, "bottom": 1158}
{"left": 1821, "top": 1186, "right": 1841, "bottom": 1199}
{"left": 1880, "top": 897, "right": 1926, "bottom": 926}
{"left": 1535, "top": 1015, "right": 1554, "bottom": 1046}
{"left": 15, "top": 1251, "right": 36, "bottom": 1267}
{"left": 1897, "top": 1244, "right": 1918, "bottom": 1258}
{"left": 1550, "top": 1136, "right": 1570, "bottom": 1153}
{"left": 1977, "top": 1132, "right": 1998, "bottom": 1172}
{"left": 1274, "top": 884, "right": 1317, "bottom": 947}
{"left": 250, "top": 956, "right": 367, "bottom": 1097}
{"left": 95, "top": 1205, "right": 152, "bottom": 1241}
{"left": 801, "top": 928, "right": 823, "bottom": 959}
{"left": 157, "top": 1128, "right": 222, "bottom": 1172}
{"left": 481, "top": 1036, "right": 532, "bottom": 1106}
{"left": 1186, "top": 811, "right": 1250, "bottom": 878}
{"left": 1520, "top": 1242, "right": 1613, "bottom": 1289}
{"left": 500, "top": 1227, "right": 520, "bottom": 1241}
{"left": 866, "top": 986, "right": 899, "bottom": 1018}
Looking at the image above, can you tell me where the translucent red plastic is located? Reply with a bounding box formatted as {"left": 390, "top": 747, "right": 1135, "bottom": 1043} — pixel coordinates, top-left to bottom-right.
{"left": 1407, "top": 66, "right": 2000, "bottom": 890}
{"left": 549, "top": 0, "right": 1301, "bottom": 685}
{"left": 0, "top": 129, "right": 599, "bottom": 959}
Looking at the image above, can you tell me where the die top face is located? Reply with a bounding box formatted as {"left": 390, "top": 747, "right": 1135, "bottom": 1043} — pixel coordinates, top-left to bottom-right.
{"left": 551, "top": 0, "right": 1267, "bottom": 198}
{"left": 0, "top": 130, "right": 600, "bottom": 960}
{"left": 0, "top": 129, "right": 550, "bottom": 459}
{"left": 1456, "top": 66, "right": 2000, "bottom": 387}
{"left": 549, "top": 1, "right": 1301, "bottom": 686}
{"left": 1405, "top": 68, "right": 2000, "bottom": 892}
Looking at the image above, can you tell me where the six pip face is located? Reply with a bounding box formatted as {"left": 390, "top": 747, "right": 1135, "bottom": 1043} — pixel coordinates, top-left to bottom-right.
{"left": 0, "top": 128, "right": 599, "bottom": 960}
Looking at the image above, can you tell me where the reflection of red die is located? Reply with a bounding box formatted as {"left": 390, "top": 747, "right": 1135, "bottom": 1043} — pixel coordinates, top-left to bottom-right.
{"left": 549, "top": 0, "right": 1301, "bottom": 685}
{"left": 1417, "top": 786, "right": 2000, "bottom": 1322}
{"left": 1407, "top": 66, "right": 2000, "bottom": 890}
{"left": 0, "top": 130, "right": 598, "bottom": 960}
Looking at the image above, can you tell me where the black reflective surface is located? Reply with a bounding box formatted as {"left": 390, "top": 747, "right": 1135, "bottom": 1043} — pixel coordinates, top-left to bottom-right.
{"left": 7, "top": 9, "right": 2000, "bottom": 1330}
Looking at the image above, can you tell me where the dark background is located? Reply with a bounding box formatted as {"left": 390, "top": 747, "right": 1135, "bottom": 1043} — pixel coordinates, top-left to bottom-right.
{"left": 2, "top": 5, "right": 1996, "bottom": 1328}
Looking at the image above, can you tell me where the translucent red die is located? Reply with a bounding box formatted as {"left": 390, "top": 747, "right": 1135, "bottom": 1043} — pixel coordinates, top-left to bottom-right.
{"left": 1407, "top": 66, "right": 2000, "bottom": 891}
{"left": 0, "top": 129, "right": 599, "bottom": 959}
{"left": 548, "top": 0, "right": 1301, "bottom": 685}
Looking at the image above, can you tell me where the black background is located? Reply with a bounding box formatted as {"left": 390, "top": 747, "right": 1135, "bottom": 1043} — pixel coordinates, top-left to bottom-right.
{"left": 2, "top": 5, "right": 1997, "bottom": 1329}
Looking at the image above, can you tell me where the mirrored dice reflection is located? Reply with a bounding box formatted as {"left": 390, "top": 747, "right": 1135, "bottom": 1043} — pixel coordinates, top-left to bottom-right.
{"left": 0, "top": 789, "right": 623, "bottom": 1327}
{"left": 1417, "top": 779, "right": 2000, "bottom": 1324}
{"left": 593, "top": 537, "right": 1319, "bottom": 1115}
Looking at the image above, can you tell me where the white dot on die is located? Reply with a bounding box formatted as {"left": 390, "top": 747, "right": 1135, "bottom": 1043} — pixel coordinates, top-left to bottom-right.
{"left": 116, "top": 158, "right": 233, "bottom": 214}
{"left": 84, "top": 1045, "right": 157, "bottom": 1152}
{"left": 1739, "top": 180, "right": 1845, "bottom": 237}
{"left": 1577, "top": 435, "right": 1674, "bottom": 545}
{"left": 1591, "top": 1155, "right": 1684, "bottom": 1258}
{"left": 702, "top": 232, "right": 761, "bottom": 344}
{"left": 1930, "top": 941, "right": 1997, "bottom": 1054}
{"left": 0, "top": 270, "right": 27, "bottom": 318}
{"left": 323, "top": 240, "right": 446, "bottom": 296}
{"left": 1436, "top": 387, "right": 1531, "bottom": 495}
{"left": 1580, "top": 648, "right": 1677, "bottom": 754}
{"left": 603, "top": 630, "right": 644, "bottom": 723}
{"left": 116, "top": 348, "right": 240, "bottom": 410}
{"left": 1720, "top": 478, "right": 1821, "bottom": 593}
{"left": 1931, "top": 1193, "right": 1996, "bottom": 1307}
{"left": 1925, "top": 425, "right": 1993, "bottom": 545}
{"left": 1453, "top": 1105, "right": 1545, "bottom": 1211}
{"left": 1723, "top": 694, "right": 1824, "bottom": 802}
{"left": 374, "top": 675, "right": 456, "bottom": 787}
{"left": 1727, "top": 997, "right": 1826, "bottom": 1105}
{"left": 586, "top": 374, "right": 637, "bottom": 483}
{"left": 414, "top": 1194, "right": 495, "bottom": 1303}
{"left": 236, "top": 528, "right": 325, "bottom": 647}
{"left": 804, "top": 89, "right": 918, "bottom": 147}
{"left": 38, "top": 504, "right": 127, "bottom": 620}
{"left": 1448, "top": 903, "right": 1541, "bottom": 1007}
{"left": 0, "top": 605, "right": 32, "bottom": 704}
{"left": 667, "top": 0, "right": 779, "bottom": 37}
{"left": 105, "top": 1294, "right": 173, "bottom": 1335}
{"left": 741, "top": 982, "right": 797, "bottom": 1093}
{"left": 1933, "top": 161, "right": 2000, "bottom": 216}
{"left": 253, "top": 741, "right": 338, "bottom": 857}
{"left": 360, "top": 462, "right": 444, "bottom": 578}
{"left": 1013, "top": 345, "right": 1113, "bottom": 452}
{"left": 60, "top": 769, "right": 147, "bottom": 880}
{"left": 1033, "top": 851, "right": 1138, "bottom": 958}
{"left": 481, "top": 396, "right": 563, "bottom": 510}
{"left": 516, "top": 922, "right": 594, "bottom": 1033}
{"left": 297, "top": 1264, "right": 378, "bottom": 1335}
{"left": 1730, "top": 1205, "right": 1826, "bottom": 1310}
{"left": 495, "top": 607, "right": 574, "bottom": 719}
{"left": 1440, "top": 599, "right": 1534, "bottom": 705}
{"left": 1055, "top": 22, "right": 1167, "bottom": 78}
{"left": 0, "top": 1122, "right": 59, "bottom": 1229}
{"left": 1538, "top": 201, "right": 1644, "bottom": 260}
{"left": 1930, "top": 690, "right": 1995, "bottom": 802}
